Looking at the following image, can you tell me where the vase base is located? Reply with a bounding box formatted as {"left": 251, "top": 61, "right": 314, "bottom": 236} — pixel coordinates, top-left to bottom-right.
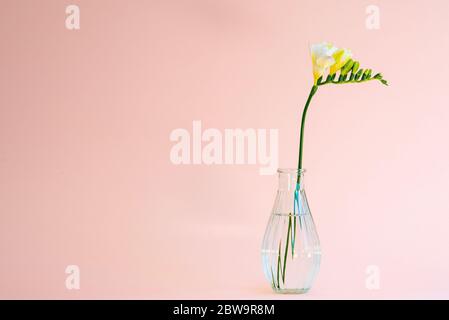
{"left": 272, "top": 288, "right": 310, "bottom": 294}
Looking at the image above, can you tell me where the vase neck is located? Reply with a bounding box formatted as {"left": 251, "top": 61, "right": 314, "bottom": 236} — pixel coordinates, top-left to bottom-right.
{"left": 277, "top": 168, "right": 305, "bottom": 191}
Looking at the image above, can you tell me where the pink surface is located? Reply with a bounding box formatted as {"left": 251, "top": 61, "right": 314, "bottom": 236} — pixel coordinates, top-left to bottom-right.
{"left": 1, "top": 0, "right": 449, "bottom": 299}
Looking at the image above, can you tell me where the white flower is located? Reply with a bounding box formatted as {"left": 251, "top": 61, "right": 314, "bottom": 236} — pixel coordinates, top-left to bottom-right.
{"left": 310, "top": 42, "right": 338, "bottom": 84}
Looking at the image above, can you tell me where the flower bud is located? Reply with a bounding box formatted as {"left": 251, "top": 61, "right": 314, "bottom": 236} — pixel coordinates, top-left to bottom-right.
{"left": 362, "top": 69, "right": 371, "bottom": 80}
{"left": 330, "top": 48, "right": 352, "bottom": 75}
{"left": 340, "top": 59, "right": 354, "bottom": 76}
{"left": 373, "top": 73, "right": 382, "bottom": 79}
{"left": 351, "top": 61, "right": 360, "bottom": 75}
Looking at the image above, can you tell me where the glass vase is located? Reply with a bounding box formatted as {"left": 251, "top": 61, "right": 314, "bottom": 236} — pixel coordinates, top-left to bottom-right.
{"left": 261, "top": 168, "right": 321, "bottom": 294}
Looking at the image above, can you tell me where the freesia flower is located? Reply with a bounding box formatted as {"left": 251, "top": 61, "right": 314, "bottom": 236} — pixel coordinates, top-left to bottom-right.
{"left": 268, "top": 42, "right": 387, "bottom": 291}
{"left": 310, "top": 42, "right": 338, "bottom": 85}
{"left": 300, "top": 42, "right": 387, "bottom": 170}
{"left": 330, "top": 48, "right": 352, "bottom": 75}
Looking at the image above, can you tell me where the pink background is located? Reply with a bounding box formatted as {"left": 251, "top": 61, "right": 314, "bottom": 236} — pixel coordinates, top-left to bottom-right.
{"left": 1, "top": 0, "right": 449, "bottom": 299}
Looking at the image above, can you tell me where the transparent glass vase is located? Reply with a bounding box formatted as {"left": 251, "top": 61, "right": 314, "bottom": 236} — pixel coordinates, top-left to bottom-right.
{"left": 261, "top": 168, "right": 321, "bottom": 294}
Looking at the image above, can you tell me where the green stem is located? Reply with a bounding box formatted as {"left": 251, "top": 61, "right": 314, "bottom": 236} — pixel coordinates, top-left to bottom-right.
{"left": 277, "top": 241, "right": 281, "bottom": 287}
{"left": 276, "top": 85, "right": 318, "bottom": 290}
{"left": 282, "top": 216, "right": 292, "bottom": 284}
{"left": 297, "top": 85, "right": 318, "bottom": 182}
